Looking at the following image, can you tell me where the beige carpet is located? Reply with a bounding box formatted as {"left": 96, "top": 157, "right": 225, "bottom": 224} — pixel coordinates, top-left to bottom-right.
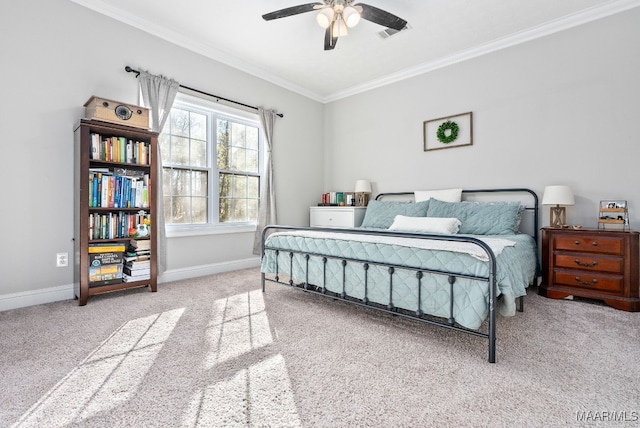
{"left": 1, "top": 267, "right": 639, "bottom": 427}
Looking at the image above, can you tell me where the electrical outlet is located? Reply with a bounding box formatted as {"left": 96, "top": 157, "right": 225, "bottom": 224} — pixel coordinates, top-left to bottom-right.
{"left": 56, "top": 252, "right": 69, "bottom": 267}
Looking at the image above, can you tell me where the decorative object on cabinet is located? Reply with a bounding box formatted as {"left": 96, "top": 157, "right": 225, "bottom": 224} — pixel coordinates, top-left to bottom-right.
{"left": 423, "top": 112, "right": 472, "bottom": 152}
{"left": 310, "top": 206, "right": 366, "bottom": 228}
{"left": 598, "top": 200, "right": 629, "bottom": 230}
{"left": 541, "top": 185, "right": 574, "bottom": 227}
{"left": 84, "top": 96, "right": 150, "bottom": 130}
{"left": 539, "top": 227, "right": 639, "bottom": 312}
{"left": 354, "top": 179, "right": 371, "bottom": 207}
{"left": 74, "top": 119, "right": 158, "bottom": 306}
{"left": 344, "top": 192, "right": 355, "bottom": 206}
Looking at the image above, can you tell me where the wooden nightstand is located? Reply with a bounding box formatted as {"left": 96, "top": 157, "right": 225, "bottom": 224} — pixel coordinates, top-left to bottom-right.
{"left": 310, "top": 206, "right": 366, "bottom": 228}
{"left": 539, "top": 227, "right": 640, "bottom": 311}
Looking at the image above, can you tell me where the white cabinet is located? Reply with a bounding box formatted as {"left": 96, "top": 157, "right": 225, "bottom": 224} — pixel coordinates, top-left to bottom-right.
{"left": 310, "top": 206, "right": 366, "bottom": 228}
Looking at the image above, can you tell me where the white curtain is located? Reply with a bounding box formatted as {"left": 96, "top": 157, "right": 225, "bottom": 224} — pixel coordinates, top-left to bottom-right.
{"left": 138, "top": 70, "right": 180, "bottom": 274}
{"left": 253, "top": 108, "right": 278, "bottom": 255}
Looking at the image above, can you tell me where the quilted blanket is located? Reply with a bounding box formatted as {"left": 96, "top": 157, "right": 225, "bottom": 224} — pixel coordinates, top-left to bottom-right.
{"left": 261, "top": 230, "right": 537, "bottom": 330}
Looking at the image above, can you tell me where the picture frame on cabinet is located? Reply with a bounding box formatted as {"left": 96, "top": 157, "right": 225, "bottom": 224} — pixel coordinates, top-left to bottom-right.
{"left": 344, "top": 192, "right": 355, "bottom": 206}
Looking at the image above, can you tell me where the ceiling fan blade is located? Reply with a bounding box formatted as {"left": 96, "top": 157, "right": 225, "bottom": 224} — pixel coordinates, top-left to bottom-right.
{"left": 262, "top": 3, "right": 324, "bottom": 21}
{"left": 324, "top": 26, "right": 338, "bottom": 50}
{"left": 356, "top": 3, "right": 407, "bottom": 31}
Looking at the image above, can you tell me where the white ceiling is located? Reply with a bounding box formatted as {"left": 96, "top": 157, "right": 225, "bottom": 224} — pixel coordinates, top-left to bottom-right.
{"left": 70, "top": 0, "right": 639, "bottom": 102}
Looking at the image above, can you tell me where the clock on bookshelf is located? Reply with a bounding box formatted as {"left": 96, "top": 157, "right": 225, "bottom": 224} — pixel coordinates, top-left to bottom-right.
{"left": 74, "top": 119, "right": 158, "bottom": 305}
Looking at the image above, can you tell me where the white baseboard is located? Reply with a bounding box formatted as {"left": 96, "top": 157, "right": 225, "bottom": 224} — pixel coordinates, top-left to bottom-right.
{"left": 0, "top": 257, "right": 261, "bottom": 312}
{"left": 158, "top": 257, "right": 260, "bottom": 283}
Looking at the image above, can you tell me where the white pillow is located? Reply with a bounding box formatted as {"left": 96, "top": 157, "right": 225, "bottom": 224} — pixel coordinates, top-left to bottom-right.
{"left": 414, "top": 188, "right": 462, "bottom": 203}
{"left": 388, "top": 215, "right": 461, "bottom": 234}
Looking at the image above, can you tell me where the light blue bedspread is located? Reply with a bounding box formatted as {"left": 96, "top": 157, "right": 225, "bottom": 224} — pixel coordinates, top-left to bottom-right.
{"left": 261, "top": 230, "right": 537, "bottom": 330}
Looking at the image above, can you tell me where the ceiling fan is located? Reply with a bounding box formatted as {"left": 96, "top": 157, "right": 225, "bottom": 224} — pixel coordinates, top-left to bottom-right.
{"left": 262, "top": 1, "right": 408, "bottom": 51}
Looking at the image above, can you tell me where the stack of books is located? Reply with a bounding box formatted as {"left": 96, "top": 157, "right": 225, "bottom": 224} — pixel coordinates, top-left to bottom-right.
{"left": 88, "top": 243, "right": 126, "bottom": 287}
{"left": 123, "top": 239, "right": 151, "bottom": 282}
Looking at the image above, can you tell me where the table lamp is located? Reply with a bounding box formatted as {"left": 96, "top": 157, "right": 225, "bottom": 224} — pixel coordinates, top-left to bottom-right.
{"left": 542, "top": 185, "right": 575, "bottom": 227}
{"left": 355, "top": 179, "right": 371, "bottom": 207}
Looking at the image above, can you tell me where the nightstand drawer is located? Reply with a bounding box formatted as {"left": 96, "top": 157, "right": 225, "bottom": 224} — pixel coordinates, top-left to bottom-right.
{"left": 554, "top": 253, "right": 624, "bottom": 274}
{"left": 310, "top": 207, "right": 366, "bottom": 228}
{"left": 554, "top": 236, "right": 624, "bottom": 255}
{"left": 553, "top": 270, "right": 623, "bottom": 293}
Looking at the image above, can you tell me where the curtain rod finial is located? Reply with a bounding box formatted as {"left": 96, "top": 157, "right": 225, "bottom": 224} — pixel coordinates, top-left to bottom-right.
{"left": 125, "top": 66, "right": 140, "bottom": 78}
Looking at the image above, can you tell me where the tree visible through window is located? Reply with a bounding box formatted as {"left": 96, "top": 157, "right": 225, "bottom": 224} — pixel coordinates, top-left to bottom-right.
{"left": 159, "top": 93, "right": 261, "bottom": 227}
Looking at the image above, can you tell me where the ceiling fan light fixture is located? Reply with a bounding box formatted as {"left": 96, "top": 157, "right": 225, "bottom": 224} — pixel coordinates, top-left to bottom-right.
{"left": 332, "top": 16, "right": 348, "bottom": 37}
{"left": 343, "top": 6, "right": 360, "bottom": 28}
{"left": 316, "top": 8, "right": 334, "bottom": 28}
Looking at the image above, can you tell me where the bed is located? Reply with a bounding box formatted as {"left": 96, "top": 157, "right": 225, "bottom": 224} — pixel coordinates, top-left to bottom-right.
{"left": 260, "top": 188, "right": 539, "bottom": 363}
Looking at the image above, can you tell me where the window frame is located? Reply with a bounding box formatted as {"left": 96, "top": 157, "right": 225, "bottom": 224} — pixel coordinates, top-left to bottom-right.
{"left": 162, "top": 91, "right": 263, "bottom": 238}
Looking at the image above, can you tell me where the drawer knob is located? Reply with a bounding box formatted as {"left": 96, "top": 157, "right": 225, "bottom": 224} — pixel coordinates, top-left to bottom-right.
{"left": 575, "top": 276, "right": 598, "bottom": 286}
{"left": 575, "top": 259, "right": 598, "bottom": 267}
{"left": 574, "top": 240, "right": 581, "bottom": 245}
{"left": 592, "top": 241, "right": 598, "bottom": 246}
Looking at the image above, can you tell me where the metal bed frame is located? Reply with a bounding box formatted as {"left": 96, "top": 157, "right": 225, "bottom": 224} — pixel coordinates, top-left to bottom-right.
{"left": 260, "top": 188, "right": 539, "bottom": 363}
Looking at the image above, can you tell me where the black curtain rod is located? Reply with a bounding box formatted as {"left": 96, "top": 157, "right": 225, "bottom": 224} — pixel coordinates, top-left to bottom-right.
{"left": 125, "top": 66, "right": 283, "bottom": 118}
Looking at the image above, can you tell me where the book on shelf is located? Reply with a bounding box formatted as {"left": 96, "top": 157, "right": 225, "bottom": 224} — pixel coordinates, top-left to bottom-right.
{"left": 90, "top": 133, "right": 151, "bottom": 165}
{"left": 88, "top": 170, "right": 150, "bottom": 209}
{"left": 89, "top": 263, "right": 123, "bottom": 283}
{"left": 88, "top": 243, "right": 126, "bottom": 253}
{"left": 123, "top": 265, "right": 151, "bottom": 276}
{"left": 129, "top": 239, "right": 151, "bottom": 251}
{"left": 125, "top": 259, "right": 151, "bottom": 269}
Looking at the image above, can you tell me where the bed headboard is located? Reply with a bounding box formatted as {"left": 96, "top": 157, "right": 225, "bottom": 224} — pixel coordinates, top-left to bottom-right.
{"left": 375, "top": 188, "right": 539, "bottom": 245}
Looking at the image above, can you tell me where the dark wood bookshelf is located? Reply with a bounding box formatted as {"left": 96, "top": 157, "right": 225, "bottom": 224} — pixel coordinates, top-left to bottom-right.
{"left": 74, "top": 119, "right": 158, "bottom": 305}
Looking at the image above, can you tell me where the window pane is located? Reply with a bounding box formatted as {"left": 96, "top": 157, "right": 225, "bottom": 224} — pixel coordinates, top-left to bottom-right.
{"left": 217, "top": 120, "right": 230, "bottom": 170}
{"left": 246, "top": 150, "right": 258, "bottom": 174}
{"left": 248, "top": 176, "right": 259, "bottom": 198}
{"left": 170, "top": 109, "right": 189, "bottom": 137}
{"left": 231, "top": 122, "right": 246, "bottom": 148}
{"left": 171, "top": 169, "right": 191, "bottom": 196}
{"left": 231, "top": 147, "right": 246, "bottom": 171}
{"left": 233, "top": 175, "right": 247, "bottom": 197}
{"left": 191, "top": 197, "right": 207, "bottom": 224}
{"left": 171, "top": 136, "right": 190, "bottom": 165}
{"left": 232, "top": 199, "right": 247, "bottom": 222}
{"left": 219, "top": 173, "right": 231, "bottom": 197}
{"left": 192, "top": 171, "right": 208, "bottom": 197}
{"left": 172, "top": 196, "right": 191, "bottom": 224}
{"left": 191, "top": 138, "right": 207, "bottom": 167}
{"left": 246, "top": 126, "right": 259, "bottom": 151}
{"left": 190, "top": 111, "right": 207, "bottom": 140}
{"left": 219, "top": 198, "right": 230, "bottom": 223}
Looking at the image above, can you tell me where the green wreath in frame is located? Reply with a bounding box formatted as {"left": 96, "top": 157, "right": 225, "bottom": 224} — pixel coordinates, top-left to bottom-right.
{"left": 436, "top": 120, "right": 459, "bottom": 144}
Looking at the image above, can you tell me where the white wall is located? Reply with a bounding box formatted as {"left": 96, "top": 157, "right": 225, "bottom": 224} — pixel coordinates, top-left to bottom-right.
{"left": 0, "top": 0, "right": 324, "bottom": 309}
{"left": 324, "top": 9, "right": 640, "bottom": 230}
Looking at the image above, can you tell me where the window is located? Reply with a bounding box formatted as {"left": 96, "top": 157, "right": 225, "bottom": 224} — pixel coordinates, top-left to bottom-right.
{"left": 159, "top": 92, "right": 262, "bottom": 234}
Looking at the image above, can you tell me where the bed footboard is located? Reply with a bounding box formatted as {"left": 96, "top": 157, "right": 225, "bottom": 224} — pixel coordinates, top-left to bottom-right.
{"left": 261, "top": 225, "right": 499, "bottom": 363}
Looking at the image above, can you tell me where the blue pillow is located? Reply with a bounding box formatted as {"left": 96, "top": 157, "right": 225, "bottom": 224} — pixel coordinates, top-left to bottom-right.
{"left": 426, "top": 199, "right": 521, "bottom": 235}
{"left": 360, "top": 200, "right": 430, "bottom": 229}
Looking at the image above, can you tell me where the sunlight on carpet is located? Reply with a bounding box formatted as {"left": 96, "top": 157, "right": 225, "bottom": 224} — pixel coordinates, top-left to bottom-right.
{"left": 12, "top": 308, "right": 185, "bottom": 427}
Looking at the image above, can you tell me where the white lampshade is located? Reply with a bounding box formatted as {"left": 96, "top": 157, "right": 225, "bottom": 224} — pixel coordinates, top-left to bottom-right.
{"left": 542, "top": 185, "right": 574, "bottom": 227}
{"left": 354, "top": 179, "right": 371, "bottom": 193}
{"left": 316, "top": 8, "right": 334, "bottom": 28}
{"left": 542, "top": 185, "right": 575, "bottom": 206}
{"left": 343, "top": 6, "right": 361, "bottom": 27}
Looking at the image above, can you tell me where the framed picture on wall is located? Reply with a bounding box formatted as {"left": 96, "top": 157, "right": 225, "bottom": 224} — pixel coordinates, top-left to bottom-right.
{"left": 423, "top": 112, "right": 473, "bottom": 152}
